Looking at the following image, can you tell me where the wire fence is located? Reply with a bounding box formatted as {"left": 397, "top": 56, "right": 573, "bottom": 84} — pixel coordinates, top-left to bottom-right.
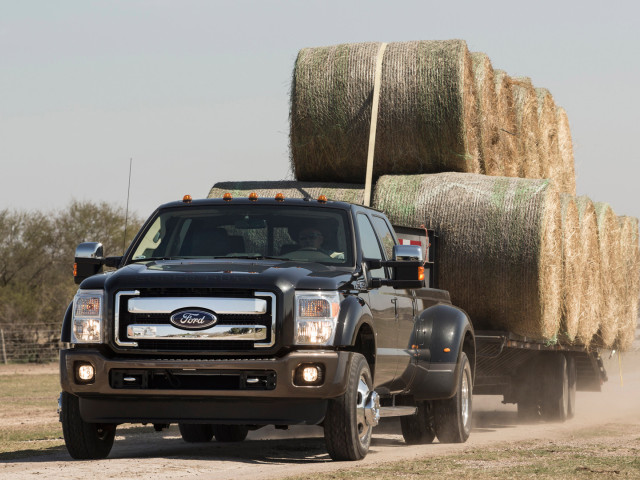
{"left": 0, "top": 319, "right": 638, "bottom": 364}
{"left": 0, "top": 323, "right": 61, "bottom": 364}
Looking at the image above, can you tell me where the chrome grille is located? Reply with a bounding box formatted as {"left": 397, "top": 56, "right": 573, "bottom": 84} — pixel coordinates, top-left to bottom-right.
{"left": 114, "top": 290, "right": 276, "bottom": 352}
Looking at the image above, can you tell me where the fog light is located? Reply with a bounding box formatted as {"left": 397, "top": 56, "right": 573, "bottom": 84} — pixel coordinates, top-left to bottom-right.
{"left": 293, "top": 363, "right": 324, "bottom": 386}
{"left": 75, "top": 363, "right": 95, "bottom": 383}
{"left": 303, "top": 366, "right": 319, "bottom": 383}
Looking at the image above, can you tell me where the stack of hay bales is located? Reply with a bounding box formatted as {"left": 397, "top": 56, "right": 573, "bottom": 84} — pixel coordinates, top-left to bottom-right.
{"left": 211, "top": 40, "right": 639, "bottom": 348}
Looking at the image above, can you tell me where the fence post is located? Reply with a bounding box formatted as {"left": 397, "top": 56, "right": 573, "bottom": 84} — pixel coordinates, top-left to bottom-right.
{"left": 1, "top": 328, "right": 7, "bottom": 365}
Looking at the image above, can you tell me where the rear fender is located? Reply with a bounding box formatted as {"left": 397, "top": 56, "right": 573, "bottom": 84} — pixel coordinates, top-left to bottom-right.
{"left": 409, "top": 304, "right": 474, "bottom": 400}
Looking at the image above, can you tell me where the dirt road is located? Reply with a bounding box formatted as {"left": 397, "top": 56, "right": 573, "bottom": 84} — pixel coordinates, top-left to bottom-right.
{"left": 2, "top": 352, "right": 639, "bottom": 480}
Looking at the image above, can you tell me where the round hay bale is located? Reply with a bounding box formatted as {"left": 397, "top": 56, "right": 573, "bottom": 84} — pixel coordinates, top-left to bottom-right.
{"left": 593, "top": 202, "right": 622, "bottom": 348}
{"left": 536, "top": 88, "right": 563, "bottom": 191}
{"left": 574, "top": 197, "right": 601, "bottom": 346}
{"left": 512, "top": 77, "right": 543, "bottom": 178}
{"left": 208, "top": 181, "right": 366, "bottom": 204}
{"left": 616, "top": 216, "right": 640, "bottom": 350}
{"left": 556, "top": 107, "right": 577, "bottom": 195}
{"left": 290, "top": 40, "right": 480, "bottom": 183}
{"left": 559, "top": 195, "right": 582, "bottom": 342}
{"left": 471, "top": 52, "right": 501, "bottom": 176}
{"left": 493, "top": 70, "right": 519, "bottom": 178}
{"left": 373, "top": 173, "right": 562, "bottom": 340}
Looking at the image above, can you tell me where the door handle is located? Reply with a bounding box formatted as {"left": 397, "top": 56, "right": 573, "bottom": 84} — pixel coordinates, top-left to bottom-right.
{"left": 391, "top": 297, "right": 398, "bottom": 317}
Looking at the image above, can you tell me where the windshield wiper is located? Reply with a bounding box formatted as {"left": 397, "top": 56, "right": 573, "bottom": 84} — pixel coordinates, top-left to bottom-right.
{"left": 128, "top": 256, "right": 188, "bottom": 263}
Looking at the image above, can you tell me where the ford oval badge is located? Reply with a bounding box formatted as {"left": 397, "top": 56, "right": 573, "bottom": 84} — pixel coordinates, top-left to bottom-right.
{"left": 170, "top": 309, "right": 218, "bottom": 330}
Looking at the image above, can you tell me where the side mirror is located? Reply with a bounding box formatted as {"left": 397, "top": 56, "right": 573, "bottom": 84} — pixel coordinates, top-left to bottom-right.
{"left": 74, "top": 242, "right": 104, "bottom": 284}
{"left": 365, "top": 245, "right": 425, "bottom": 289}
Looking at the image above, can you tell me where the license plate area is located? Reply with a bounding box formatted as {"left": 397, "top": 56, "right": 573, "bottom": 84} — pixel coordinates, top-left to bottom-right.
{"left": 109, "top": 369, "right": 277, "bottom": 391}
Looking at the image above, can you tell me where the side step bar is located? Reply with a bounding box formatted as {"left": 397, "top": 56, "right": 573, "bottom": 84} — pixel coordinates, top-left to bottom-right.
{"left": 379, "top": 406, "right": 417, "bottom": 418}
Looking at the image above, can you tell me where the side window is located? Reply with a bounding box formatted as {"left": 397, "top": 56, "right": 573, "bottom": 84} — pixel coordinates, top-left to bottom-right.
{"left": 372, "top": 215, "right": 396, "bottom": 260}
{"left": 356, "top": 214, "right": 386, "bottom": 278}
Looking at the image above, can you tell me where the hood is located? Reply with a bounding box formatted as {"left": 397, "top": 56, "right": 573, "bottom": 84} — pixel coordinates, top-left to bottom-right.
{"left": 80, "top": 259, "right": 355, "bottom": 293}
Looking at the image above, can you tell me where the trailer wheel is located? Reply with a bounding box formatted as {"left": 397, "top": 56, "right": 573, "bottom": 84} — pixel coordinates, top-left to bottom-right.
{"left": 324, "top": 353, "right": 378, "bottom": 460}
{"left": 434, "top": 352, "right": 472, "bottom": 443}
{"left": 566, "top": 355, "right": 577, "bottom": 419}
{"left": 540, "top": 353, "right": 568, "bottom": 422}
{"left": 178, "top": 423, "right": 214, "bottom": 442}
{"left": 400, "top": 401, "right": 436, "bottom": 445}
{"left": 61, "top": 392, "right": 116, "bottom": 459}
{"left": 212, "top": 425, "right": 249, "bottom": 442}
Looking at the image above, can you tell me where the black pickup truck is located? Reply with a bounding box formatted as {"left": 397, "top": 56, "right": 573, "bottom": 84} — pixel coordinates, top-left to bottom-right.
{"left": 59, "top": 194, "right": 474, "bottom": 461}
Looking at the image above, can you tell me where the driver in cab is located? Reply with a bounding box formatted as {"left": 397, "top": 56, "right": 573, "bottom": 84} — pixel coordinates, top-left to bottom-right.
{"left": 286, "top": 227, "right": 344, "bottom": 261}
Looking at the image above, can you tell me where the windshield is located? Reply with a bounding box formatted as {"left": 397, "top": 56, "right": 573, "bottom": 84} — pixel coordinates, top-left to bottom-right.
{"left": 128, "top": 204, "right": 354, "bottom": 266}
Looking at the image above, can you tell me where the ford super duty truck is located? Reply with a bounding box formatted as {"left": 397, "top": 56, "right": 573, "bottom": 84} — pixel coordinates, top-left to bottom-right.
{"left": 59, "top": 193, "right": 475, "bottom": 461}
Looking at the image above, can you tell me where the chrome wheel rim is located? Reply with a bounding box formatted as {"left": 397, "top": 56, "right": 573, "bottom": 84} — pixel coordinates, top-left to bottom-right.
{"left": 355, "top": 374, "right": 378, "bottom": 446}
{"left": 461, "top": 371, "right": 470, "bottom": 430}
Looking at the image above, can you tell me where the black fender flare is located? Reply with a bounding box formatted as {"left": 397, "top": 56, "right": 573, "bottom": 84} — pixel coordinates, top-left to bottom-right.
{"left": 60, "top": 302, "right": 74, "bottom": 343}
{"left": 409, "top": 303, "right": 475, "bottom": 400}
{"left": 333, "top": 294, "right": 374, "bottom": 348}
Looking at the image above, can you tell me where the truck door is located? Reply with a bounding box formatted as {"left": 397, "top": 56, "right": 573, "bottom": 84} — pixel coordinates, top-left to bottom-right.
{"left": 356, "top": 213, "right": 398, "bottom": 389}
{"left": 371, "top": 215, "right": 416, "bottom": 392}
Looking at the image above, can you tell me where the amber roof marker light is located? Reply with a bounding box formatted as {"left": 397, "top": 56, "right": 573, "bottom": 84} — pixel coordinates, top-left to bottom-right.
{"left": 182, "top": 195, "right": 192, "bottom": 204}
{"left": 275, "top": 193, "right": 285, "bottom": 202}
{"left": 249, "top": 192, "right": 259, "bottom": 201}
{"left": 318, "top": 195, "right": 328, "bottom": 203}
{"left": 223, "top": 192, "right": 233, "bottom": 201}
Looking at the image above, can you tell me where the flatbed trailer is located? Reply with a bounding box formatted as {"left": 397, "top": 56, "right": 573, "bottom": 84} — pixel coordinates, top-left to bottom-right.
{"left": 474, "top": 331, "right": 607, "bottom": 420}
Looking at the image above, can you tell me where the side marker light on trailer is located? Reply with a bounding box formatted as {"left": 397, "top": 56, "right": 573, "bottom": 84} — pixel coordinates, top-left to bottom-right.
{"left": 418, "top": 266, "right": 425, "bottom": 281}
{"left": 444, "top": 348, "right": 451, "bottom": 353}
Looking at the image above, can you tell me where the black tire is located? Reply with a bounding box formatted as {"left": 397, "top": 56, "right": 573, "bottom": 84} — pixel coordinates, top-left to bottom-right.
{"left": 61, "top": 392, "right": 116, "bottom": 460}
{"left": 540, "top": 353, "right": 569, "bottom": 422}
{"left": 178, "top": 423, "right": 214, "bottom": 443}
{"left": 566, "top": 355, "right": 577, "bottom": 419}
{"left": 433, "top": 352, "right": 472, "bottom": 443}
{"left": 212, "top": 425, "right": 249, "bottom": 442}
{"left": 324, "top": 353, "right": 377, "bottom": 461}
{"left": 401, "top": 401, "right": 436, "bottom": 445}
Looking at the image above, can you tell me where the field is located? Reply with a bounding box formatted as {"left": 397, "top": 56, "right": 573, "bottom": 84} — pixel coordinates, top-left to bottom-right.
{"left": 1, "top": 353, "right": 639, "bottom": 479}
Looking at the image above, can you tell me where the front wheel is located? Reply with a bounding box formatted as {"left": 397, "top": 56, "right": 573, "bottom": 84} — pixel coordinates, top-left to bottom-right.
{"left": 433, "top": 352, "right": 472, "bottom": 443}
{"left": 324, "top": 353, "right": 379, "bottom": 461}
{"left": 61, "top": 392, "right": 116, "bottom": 459}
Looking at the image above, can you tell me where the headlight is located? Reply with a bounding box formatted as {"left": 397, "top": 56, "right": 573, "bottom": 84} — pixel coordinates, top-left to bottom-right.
{"left": 294, "top": 291, "right": 341, "bottom": 345}
{"left": 71, "top": 290, "right": 104, "bottom": 343}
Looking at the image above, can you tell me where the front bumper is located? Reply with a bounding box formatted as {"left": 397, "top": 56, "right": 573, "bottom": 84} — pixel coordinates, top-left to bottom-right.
{"left": 60, "top": 349, "right": 352, "bottom": 425}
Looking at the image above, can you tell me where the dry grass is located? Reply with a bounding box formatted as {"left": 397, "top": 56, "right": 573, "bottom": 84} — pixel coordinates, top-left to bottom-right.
{"left": 617, "top": 216, "right": 640, "bottom": 350}
{"left": 556, "top": 107, "right": 577, "bottom": 195}
{"left": 208, "top": 181, "right": 365, "bottom": 204}
{"left": 493, "top": 70, "right": 519, "bottom": 178}
{"left": 286, "top": 424, "right": 640, "bottom": 480}
{"left": 512, "top": 77, "right": 542, "bottom": 178}
{"left": 594, "top": 202, "right": 622, "bottom": 348}
{"left": 290, "top": 40, "right": 480, "bottom": 183}
{"left": 373, "top": 173, "right": 562, "bottom": 340}
{"left": 471, "top": 52, "right": 501, "bottom": 176}
{"left": 560, "top": 195, "right": 581, "bottom": 341}
{"left": 575, "top": 197, "right": 601, "bottom": 346}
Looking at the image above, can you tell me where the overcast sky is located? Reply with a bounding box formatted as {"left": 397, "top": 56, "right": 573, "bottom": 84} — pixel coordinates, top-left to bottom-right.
{"left": 1, "top": 1, "right": 638, "bottom": 221}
